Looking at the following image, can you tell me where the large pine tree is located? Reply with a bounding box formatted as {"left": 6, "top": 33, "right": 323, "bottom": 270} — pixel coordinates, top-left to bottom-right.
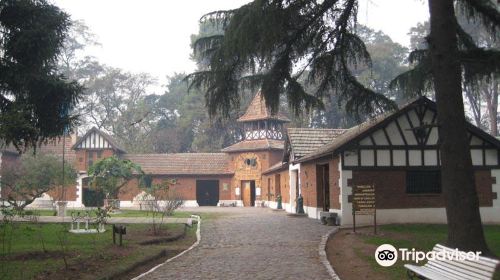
{"left": 0, "top": 0, "right": 83, "bottom": 151}
{"left": 189, "top": 0, "right": 500, "bottom": 253}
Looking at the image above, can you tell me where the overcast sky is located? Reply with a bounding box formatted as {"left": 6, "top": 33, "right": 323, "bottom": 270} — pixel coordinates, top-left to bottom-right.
{"left": 53, "top": 0, "right": 429, "bottom": 91}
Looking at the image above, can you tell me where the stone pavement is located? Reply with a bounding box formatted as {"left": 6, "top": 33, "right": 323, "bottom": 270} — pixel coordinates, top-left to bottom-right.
{"left": 143, "top": 207, "right": 333, "bottom": 280}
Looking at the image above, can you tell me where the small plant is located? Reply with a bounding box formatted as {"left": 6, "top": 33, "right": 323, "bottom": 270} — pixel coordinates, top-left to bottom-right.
{"left": 94, "top": 206, "right": 111, "bottom": 232}
{"left": 55, "top": 224, "right": 70, "bottom": 271}
{"left": 139, "top": 178, "right": 184, "bottom": 235}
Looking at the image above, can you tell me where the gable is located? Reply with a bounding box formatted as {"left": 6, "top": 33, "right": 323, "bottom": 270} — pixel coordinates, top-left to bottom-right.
{"left": 72, "top": 127, "right": 125, "bottom": 152}
{"left": 341, "top": 99, "right": 500, "bottom": 169}
{"left": 298, "top": 97, "right": 500, "bottom": 170}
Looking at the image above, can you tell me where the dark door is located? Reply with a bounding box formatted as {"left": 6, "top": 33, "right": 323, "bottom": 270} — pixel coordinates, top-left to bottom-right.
{"left": 275, "top": 174, "right": 281, "bottom": 196}
{"left": 196, "top": 180, "right": 219, "bottom": 206}
{"left": 316, "top": 164, "right": 330, "bottom": 211}
{"left": 82, "top": 178, "right": 104, "bottom": 207}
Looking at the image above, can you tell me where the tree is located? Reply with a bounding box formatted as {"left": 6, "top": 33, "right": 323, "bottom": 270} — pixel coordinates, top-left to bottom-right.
{"left": 0, "top": 154, "right": 77, "bottom": 210}
{"left": 88, "top": 156, "right": 144, "bottom": 204}
{"left": 190, "top": 0, "right": 499, "bottom": 253}
{"left": 0, "top": 0, "right": 83, "bottom": 151}
{"left": 407, "top": 16, "right": 500, "bottom": 136}
{"left": 309, "top": 25, "right": 409, "bottom": 129}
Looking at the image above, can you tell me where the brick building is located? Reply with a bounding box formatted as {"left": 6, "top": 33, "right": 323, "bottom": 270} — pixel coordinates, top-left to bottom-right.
{"left": 1, "top": 94, "right": 499, "bottom": 225}
{"left": 263, "top": 97, "right": 500, "bottom": 225}
{"left": 0, "top": 91, "right": 288, "bottom": 209}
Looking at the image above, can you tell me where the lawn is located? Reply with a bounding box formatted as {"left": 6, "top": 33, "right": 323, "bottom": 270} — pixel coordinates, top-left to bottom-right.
{"left": 29, "top": 208, "right": 227, "bottom": 221}
{"left": 327, "top": 224, "right": 500, "bottom": 280}
{"left": 29, "top": 208, "right": 192, "bottom": 218}
{"left": 0, "top": 221, "right": 197, "bottom": 280}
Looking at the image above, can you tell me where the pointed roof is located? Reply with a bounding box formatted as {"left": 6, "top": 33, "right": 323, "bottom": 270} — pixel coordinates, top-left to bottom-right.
{"left": 72, "top": 127, "right": 126, "bottom": 153}
{"left": 237, "top": 91, "right": 291, "bottom": 122}
{"left": 297, "top": 97, "right": 500, "bottom": 163}
{"left": 284, "top": 128, "right": 347, "bottom": 160}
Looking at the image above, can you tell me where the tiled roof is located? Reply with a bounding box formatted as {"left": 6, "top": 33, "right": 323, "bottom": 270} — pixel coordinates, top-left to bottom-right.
{"left": 122, "top": 153, "right": 233, "bottom": 175}
{"left": 221, "top": 139, "right": 284, "bottom": 153}
{"left": 237, "top": 91, "right": 290, "bottom": 122}
{"left": 38, "top": 136, "right": 77, "bottom": 162}
{"left": 1, "top": 136, "right": 77, "bottom": 162}
{"left": 287, "top": 128, "right": 347, "bottom": 159}
{"left": 297, "top": 97, "right": 458, "bottom": 163}
{"left": 263, "top": 161, "right": 289, "bottom": 175}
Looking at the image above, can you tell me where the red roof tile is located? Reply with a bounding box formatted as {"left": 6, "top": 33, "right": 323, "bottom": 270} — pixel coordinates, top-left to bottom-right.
{"left": 122, "top": 153, "right": 232, "bottom": 175}
{"left": 221, "top": 139, "right": 284, "bottom": 153}
{"left": 263, "top": 161, "right": 289, "bottom": 175}
{"left": 237, "top": 91, "right": 290, "bottom": 122}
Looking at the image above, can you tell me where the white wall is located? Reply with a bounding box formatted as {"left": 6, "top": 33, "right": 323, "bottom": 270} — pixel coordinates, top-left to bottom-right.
{"left": 288, "top": 162, "right": 300, "bottom": 213}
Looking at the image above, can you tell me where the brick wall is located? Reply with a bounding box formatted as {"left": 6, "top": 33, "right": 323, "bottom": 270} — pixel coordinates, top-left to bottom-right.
{"left": 47, "top": 186, "right": 77, "bottom": 201}
{"left": 75, "top": 149, "right": 115, "bottom": 172}
{"left": 268, "top": 150, "right": 284, "bottom": 169}
{"left": 117, "top": 175, "right": 232, "bottom": 202}
{"left": 299, "top": 158, "right": 341, "bottom": 210}
{"left": 262, "top": 169, "right": 290, "bottom": 204}
{"left": 329, "top": 157, "right": 341, "bottom": 210}
{"left": 349, "top": 170, "right": 494, "bottom": 209}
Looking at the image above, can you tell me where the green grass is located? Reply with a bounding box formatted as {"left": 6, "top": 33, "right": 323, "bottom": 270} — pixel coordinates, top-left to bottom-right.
{"left": 29, "top": 209, "right": 193, "bottom": 218}
{"left": 359, "top": 224, "right": 500, "bottom": 280}
{"left": 0, "top": 222, "right": 196, "bottom": 280}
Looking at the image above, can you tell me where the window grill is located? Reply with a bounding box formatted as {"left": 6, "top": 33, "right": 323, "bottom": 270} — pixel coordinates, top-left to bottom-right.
{"left": 406, "top": 170, "right": 441, "bottom": 194}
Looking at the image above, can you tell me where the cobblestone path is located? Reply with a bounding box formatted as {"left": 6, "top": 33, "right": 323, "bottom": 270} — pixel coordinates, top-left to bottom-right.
{"left": 143, "top": 207, "right": 332, "bottom": 280}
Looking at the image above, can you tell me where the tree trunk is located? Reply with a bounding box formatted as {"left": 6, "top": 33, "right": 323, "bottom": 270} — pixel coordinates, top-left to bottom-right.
{"left": 484, "top": 76, "right": 498, "bottom": 136}
{"left": 428, "top": 0, "right": 490, "bottom": 253}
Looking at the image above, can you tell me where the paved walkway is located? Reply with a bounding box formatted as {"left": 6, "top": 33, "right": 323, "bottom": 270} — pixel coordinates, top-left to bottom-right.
{"left": 143, "top": 207, "right": 333, "bottom": 280}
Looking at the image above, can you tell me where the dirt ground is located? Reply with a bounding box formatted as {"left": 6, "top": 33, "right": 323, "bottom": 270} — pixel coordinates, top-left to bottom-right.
{"left": 326, "top": 227, "right": 415, "bottom": 280}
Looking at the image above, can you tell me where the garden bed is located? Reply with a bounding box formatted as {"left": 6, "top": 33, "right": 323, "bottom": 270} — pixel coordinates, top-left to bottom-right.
{"left": 326, "top": 224, "right": 500, "bottom": 280}
{"left": 0, "top": 222, "right": 197, "bottom": 280}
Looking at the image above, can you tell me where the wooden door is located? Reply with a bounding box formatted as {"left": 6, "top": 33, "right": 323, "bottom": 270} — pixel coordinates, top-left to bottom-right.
{"left": 316, "top": 164, "right": 330, "bottom": 211}
{"left": 242, "top": 181, "right": 251, "bottom": 206}
{"left": 275, "top": 174, "right": 281, "bottom": 196}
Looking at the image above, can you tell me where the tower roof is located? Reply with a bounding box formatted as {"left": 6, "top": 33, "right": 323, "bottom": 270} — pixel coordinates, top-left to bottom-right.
{"left": 237, "top": 91, "right": 290, "bottom": 123}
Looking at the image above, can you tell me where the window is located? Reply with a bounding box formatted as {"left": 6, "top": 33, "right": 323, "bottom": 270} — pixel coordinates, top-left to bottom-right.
{"left": 97, "top": 151, "right": 103, "bottom": 158}
{"left": 244, "top": 158, "right": 257, "bottom": 167}
{"left": 406, "top": 170, "right": 441, "bottom": 194}
{"left": 87, "top": 151, "right": 94, "bottom": 167}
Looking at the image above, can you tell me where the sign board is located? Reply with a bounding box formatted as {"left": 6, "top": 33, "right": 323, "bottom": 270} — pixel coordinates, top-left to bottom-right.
{"left": 351, "top": 185, "right": 377, "bottom": 234}
{"left": 352, "top": 185, "right": 376, "bottom": 215}
{"left": 235, "top": 187, "right": 240, "bottom": 196}
{"left": 256, "top": 187, "right": 261, "bottom": 196}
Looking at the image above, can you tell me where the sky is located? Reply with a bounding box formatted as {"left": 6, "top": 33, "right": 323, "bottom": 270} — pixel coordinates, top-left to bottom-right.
{"left": 53, "top": 0, "right": 429, "bottom": 92}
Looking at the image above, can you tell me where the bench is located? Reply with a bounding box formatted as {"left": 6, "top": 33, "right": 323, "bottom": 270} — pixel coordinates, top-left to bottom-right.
{"left": 405, "top": 244, "right": 499, "bottom": 280}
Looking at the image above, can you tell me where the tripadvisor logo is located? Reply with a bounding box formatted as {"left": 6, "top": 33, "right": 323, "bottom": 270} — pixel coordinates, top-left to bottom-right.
{"left": 374, "top": 244, "right": 482, "bottom": 267}
{"left": 375, "top": 244, "right": 398, "bottom": 267}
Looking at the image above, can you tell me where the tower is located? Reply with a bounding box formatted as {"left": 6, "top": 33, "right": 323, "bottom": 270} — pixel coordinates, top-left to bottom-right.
{"left": 238, "top": 91, "right": 290, "bottom": 141}
{"left": 222, "top": 91, "right": 290, "bottom": 207}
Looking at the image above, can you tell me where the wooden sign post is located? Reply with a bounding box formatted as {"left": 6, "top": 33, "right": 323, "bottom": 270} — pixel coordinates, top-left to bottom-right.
{"left": 352, "top": 185, "right": 376, "bottom": 234}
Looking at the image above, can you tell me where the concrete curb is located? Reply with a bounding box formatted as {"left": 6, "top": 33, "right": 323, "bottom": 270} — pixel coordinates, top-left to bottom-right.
{"left": 319, "top": 227, "right": 341, "bottom": 280}
{"left": 131, "top": 215, "right": 202, "bottom": 280}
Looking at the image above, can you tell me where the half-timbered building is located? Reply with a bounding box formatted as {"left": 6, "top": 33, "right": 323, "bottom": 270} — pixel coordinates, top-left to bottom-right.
{"left": 1, "top": 94, "right": 499, "bottom": 225}
{"left": 288, "top": 97, "right": 500, "bottom": 224}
